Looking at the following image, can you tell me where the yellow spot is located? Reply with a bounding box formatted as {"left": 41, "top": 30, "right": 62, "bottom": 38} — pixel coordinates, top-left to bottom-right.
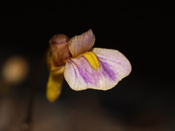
{"left": 82, "top": 52, "right": 100, "bottom": 70}
{"left": 46, "top": 73, "right": 63, "bottom": 102}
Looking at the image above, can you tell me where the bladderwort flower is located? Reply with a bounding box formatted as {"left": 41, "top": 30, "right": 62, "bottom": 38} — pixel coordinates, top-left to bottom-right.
{"left": 46, "top": 29, "right": 132, "bottom": 102}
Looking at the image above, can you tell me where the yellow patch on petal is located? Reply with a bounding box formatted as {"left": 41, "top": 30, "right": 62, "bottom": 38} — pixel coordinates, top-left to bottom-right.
{"left": 82, "top": 52, "right": 100, "bottom": 70}
{"left": 46, "top": 73, "right": 63, "bottom": 102}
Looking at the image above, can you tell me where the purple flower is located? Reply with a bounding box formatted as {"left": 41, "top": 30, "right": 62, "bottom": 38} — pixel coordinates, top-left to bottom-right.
{"left": 47, "top": 29, "right": 132, "bottom": 102}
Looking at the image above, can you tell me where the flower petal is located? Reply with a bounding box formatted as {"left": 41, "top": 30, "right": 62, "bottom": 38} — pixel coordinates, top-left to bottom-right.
{"left": 46, "top": 73, "right": 63, "bottom": 102}
{"left": 64, "top": 49, "right": 131, "bottom": 91}
{"left": 68, "top": 29, "right": 95, "bottom": 57}
{"left": 92, "top": 48, "right": 132, "bottom": 79}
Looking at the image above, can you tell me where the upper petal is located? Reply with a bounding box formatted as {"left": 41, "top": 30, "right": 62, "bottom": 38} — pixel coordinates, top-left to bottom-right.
{"left": 64, "top": 49, "right": 131, "bottom": 91}
{"left": 68, "top": 29, "right": 95, "bottom": 57}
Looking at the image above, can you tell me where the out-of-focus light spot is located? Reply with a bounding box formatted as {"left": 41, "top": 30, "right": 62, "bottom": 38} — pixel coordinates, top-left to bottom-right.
{"left": 2, "top": 56, "right": 29, "bottom": 85}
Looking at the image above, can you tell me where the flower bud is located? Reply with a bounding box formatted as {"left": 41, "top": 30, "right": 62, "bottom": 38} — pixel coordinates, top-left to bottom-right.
{"left": 49, "top": 34, "right": 72, "bottom": 66}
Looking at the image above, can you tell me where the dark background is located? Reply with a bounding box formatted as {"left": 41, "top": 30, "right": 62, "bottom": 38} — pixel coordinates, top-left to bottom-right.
{"left": 0, "top": 3, "right": 174, "bottom": 131}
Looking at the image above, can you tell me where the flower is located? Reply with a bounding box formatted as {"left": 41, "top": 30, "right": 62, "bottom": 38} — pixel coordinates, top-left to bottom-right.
{"left": 46, "top": 29, "right": 132, "bottom": 102}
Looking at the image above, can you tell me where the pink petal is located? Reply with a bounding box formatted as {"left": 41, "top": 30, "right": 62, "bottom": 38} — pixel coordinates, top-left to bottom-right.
{"left": 64, "top": 49, "right": 131, "bottom": 91}
{"left": 68, "top": 29, "right": 95, "bottom": 57}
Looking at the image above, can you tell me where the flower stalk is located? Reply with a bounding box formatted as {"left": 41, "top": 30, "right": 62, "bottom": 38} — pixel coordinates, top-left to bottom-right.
{"left": 21, "top": 49, "right": 48, "bottom": 131}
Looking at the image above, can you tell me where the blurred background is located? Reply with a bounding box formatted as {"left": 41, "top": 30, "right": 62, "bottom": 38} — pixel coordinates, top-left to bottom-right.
{"left": 0, "top": 3, "right": 174, "bottom": 131}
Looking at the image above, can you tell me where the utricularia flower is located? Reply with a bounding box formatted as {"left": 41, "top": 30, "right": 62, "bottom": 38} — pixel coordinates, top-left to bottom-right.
{"left": 46, "top": 29, "right": 131, "bottom": 102}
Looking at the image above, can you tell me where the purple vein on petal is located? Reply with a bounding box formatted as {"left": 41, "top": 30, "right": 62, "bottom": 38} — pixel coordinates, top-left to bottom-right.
{"left": 82, "top": 56, "right": 100, "bottom": 85}
{"left": 98, "top": 58, "right": 117, "bottom": 81}
{"left": 77, "top": 57, "right": 99, "bottom": 86}
{"left": 68, "top": 59, "right": 88, "bottom": 83}
{"left": 99, "top": 56, "right": 122, "bottom": 66}
{"left": 98, "top": 55, "right": 130, "bottom": 77}
{"left": 68, "top": 58, "right": 98, "bottom": 86}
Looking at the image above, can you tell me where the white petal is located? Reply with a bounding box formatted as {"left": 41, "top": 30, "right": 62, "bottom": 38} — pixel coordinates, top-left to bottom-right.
{"left": 64, "top": 49, "right": 131, "bottom": 91}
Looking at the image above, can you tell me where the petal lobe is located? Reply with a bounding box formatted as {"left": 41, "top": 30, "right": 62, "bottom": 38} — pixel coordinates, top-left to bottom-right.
{"left": 68, "top": 29, "right": 95, "bottom": 57}
{"left": 64, "top": 49, "right": 131, "bottom": 91}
